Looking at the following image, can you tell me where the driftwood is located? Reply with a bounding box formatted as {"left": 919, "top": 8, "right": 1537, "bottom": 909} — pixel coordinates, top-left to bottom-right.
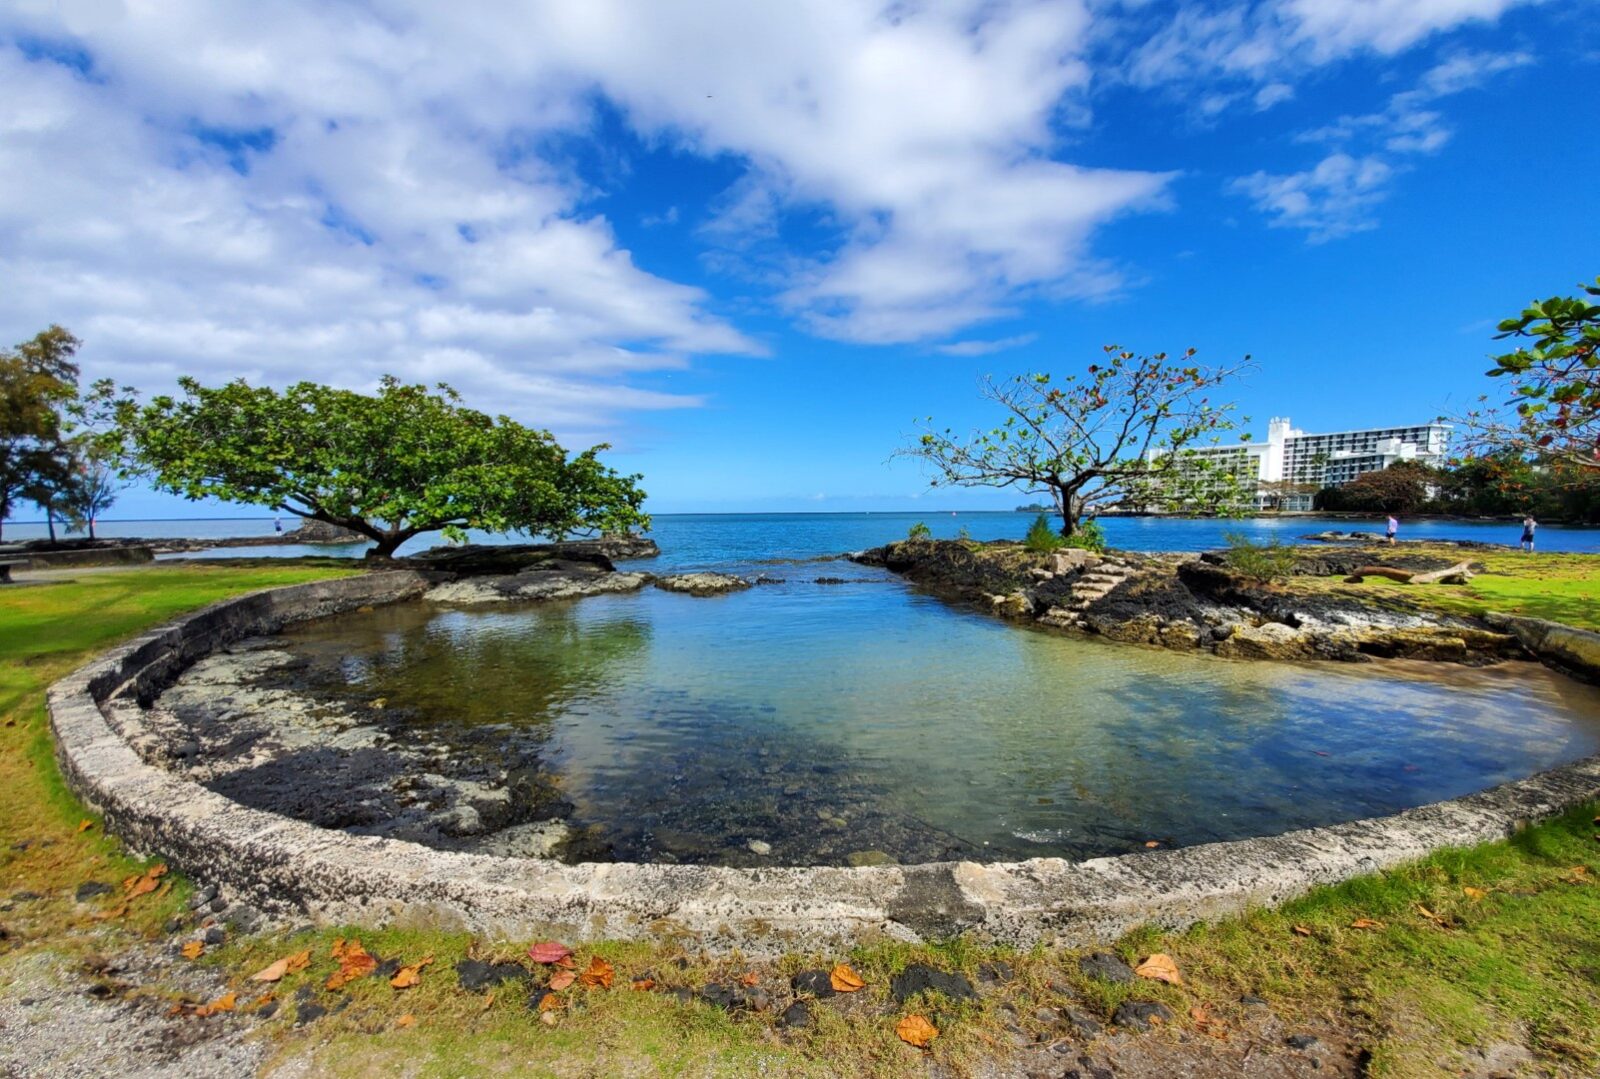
{"left": 1343, "top": 560, "right": 1475, "bottom": 586}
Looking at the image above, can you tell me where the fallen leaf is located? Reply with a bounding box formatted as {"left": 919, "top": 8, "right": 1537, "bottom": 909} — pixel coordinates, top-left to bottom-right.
{"left": 124, "top": 864, "right": 168, "bottom": 899}
{"left": 1415, "top": 904, "right": 1451, "bottom": 928}
{"left": 1291, "top": 925, "right": 1313, "bottom": 937}
{"left": 481, "top": 992, "right": 495, "bottom": 1011}
{"left": 251, "top": 949, "right": 312, "bottom": 982}
{"left": 830, "top": 963, "right": 866, "bottom": 993}
{"left": 738, "top": 971, "right": 760, "bottom": 988}
{"left": 896, "top": 1013, "right": 939, "bottom": 1048}
{"left": 395, "top": 1014, "right": 415, "bottom": 1029}
{"left": 538, "top": 992, "right": 564, "bottom": 1013}
{"left": 528, "top": 941, "right": 573, "bottom": 965}
{"left": 632, "top": 978, "right": 656, "bottom": 991}
{"left": 247, "top": 993, "right": 275, "bottom": 1010}
{"left": 181, "top": 941, "right": 205, "bottom": 960}
{"left": 326, "top": 939, "right": 378, "bottom": 990}
{"left": 1463, "top": 886, "right": 1487, "bottom": 902}
{"left": 195, "top": 992, "right": 236, "bottom": 1017}
{"left": 390, "top": 954, "right": 434, "bottom": 989}
{"left": 1143, "top": 840, "right": 1161, "bottom": 849}
{"left": 76, "top": 820, "right": 94, "bottom": 833}
{"left": 548, "top": 970, "right": 576, "bottom": 991}
{"left": 1133, "top": 953, "right": 1183, "bottom": 985}
{"left": 578, "top": 955, "right": 614, "bottom": 989}
{"left": 1349, "top": 918, "right": 1383, "bottom": 930}
{"left": 93, "top": 903, "right": 128, "bottom": 921}
{"left": 539, "top": 1010, "right": 559, "bottom": 1027}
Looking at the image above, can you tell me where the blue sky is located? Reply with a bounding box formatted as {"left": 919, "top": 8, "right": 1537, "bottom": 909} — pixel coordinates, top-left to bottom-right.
{"left": 3, "top": 0, "right": 1597, "bottom": 520}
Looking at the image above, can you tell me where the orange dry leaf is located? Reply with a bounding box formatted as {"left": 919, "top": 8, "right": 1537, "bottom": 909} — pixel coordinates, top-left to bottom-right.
{"left": 548, "top": 970, "right": 576, "bottom": 991}
{"left": 251, "top": 949, "right": 312, "bottom": 982}
{"left": 181, "top": 941, "right": 205, "bottom": 960}
{"left": 1415, "top": 903, "right": 1448, "bottom": 927}
{"left": 390, "top": 955, "right": 434, "bottom": 989}
{"left": 481, "top": 992, "right": 496, "bottom": 1011}
{"left": 1349, "top": 918, "right": 1383, "bottom": 930}
{"left": 896, "top": 1014, "right": 939, "bottom": 1048}
{"left": 578, "top": 955, "right": 614, "bottom": 989}
{"left": 247, "top": 993, "right": 275, "bottom": 1011}
{"left": 1133, "top": 953, "right": 1183, "bottom": 985}
{"left": 1143, "top": 840, "right": 1161, "bottom": 849}
{"left": 124, "top": 864, "right": 168, "bottom": 899}
{"left": 738, "top": 971, "right": 760, "bottom": 988}
{"left": 76, "top": 820, "right": 94, "bottom": 833}
{"left": 631, "top": 978, "right": 656, "bottom": 991}
{"left": 1291, "top": 925, "right": 1313, "bottom": 937}
{"left": 326, "top": 940, "right": 378, "bottom": 990}
{"left": 829, "top": 964, "right": 866, "bottom": 993}
{"left": 395, "top": 1014, "right": 416, "bottom": 1029}
{"left": 538, "top": 991, "right": 564, "bottom": 1012}
{"left": 195, "top": 992, "right": 236, "bottom": 1017}
{"left": 1463, "top": 886, "right": 1488, "bottom": 902}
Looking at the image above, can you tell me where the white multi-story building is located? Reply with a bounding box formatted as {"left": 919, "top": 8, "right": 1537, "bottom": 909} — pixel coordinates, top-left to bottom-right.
{"left": 1145, "top": 417, "right": 1452, "bottom": 510}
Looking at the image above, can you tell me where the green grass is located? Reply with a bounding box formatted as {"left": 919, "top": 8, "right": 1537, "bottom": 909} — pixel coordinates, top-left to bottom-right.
{"left": 1292, "top": 544, "right": 1600, "bottom": 630}
{"left": 3, "top": 562, "right": 1600, "bottom": 1077}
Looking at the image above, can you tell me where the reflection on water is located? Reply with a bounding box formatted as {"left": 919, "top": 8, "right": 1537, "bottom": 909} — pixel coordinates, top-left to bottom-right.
{"left": 277, "top": 566, "right": 1600, "bottom": 865}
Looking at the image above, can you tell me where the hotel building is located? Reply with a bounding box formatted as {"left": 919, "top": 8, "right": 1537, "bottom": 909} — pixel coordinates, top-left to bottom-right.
{"left": 1146, "top": 417, "right": 1453, "bottom": 511}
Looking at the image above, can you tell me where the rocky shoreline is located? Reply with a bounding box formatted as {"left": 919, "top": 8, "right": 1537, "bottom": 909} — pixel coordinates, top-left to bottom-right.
{"left": 851, "top": 539, "right": 1536, "bottom": 668}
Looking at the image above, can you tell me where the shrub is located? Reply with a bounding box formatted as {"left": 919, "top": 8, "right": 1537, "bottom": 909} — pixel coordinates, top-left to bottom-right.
{"left": 1221, "top": 532, "right": 1299, "bottom": 582}
{"left": 1063, "top": 518, "right": 1107, "bottom": 553}
{"left": 1023, "top": 513, "right": 1066, "bottom": 552}
{"left": 907, "top": 520, "right": 933, "bottom": 541}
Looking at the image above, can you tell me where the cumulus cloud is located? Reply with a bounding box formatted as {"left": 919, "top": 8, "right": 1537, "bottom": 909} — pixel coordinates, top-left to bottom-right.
{"left": 1230, "top": 153, "right": 1395, "bottom": 241}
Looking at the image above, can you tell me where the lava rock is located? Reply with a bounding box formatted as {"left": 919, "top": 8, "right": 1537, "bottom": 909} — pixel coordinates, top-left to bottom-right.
{"left": 1063, "top": 1007, "right": 1103, "bottom": 1038}
{"left": 296, "top": 1002, "right": 327, "bottom": 1026}
{"left": 977, "top": 960, "right": 1014, "bottom": 984}
{"left": 1240, "top": 994, "right": 1269, "bottom": 1007}
{"left": 74, "top": 882, "right": 112, "bottom": 902}
{"left": 1287, "top": 1034, "right": 1320, "bottom": 1050}
{"left": 189, "top": 885, "right": 218, "bottom": 910}
{"left": 790, "top": 970, "right": 837, "bottom": 998}
{"left": 258, "top": 999, "right": 280, "bottom": 1020}
{"left": 202, "top": 926, "right": 225, "bottom": 946}
{"left": 890, "top": 963, "right": 977, "bottom": 1004}
{"left": 455, "top": 959, "right": 532, "bottom": 992}
{"left": 1112, "top": 1000, "right": 1175, "bottom": 1031}
{"left": 654, "top": 572, "right": 751, "bottom": 596}
{"left": 778, "top": 999, "right": 813, "bottom": 1030}
{"left": 698, "top": 983, "right": 751, "bottom": 1011}
{"left": 1078, "top": 951, "right": 1135, "bottom": 984}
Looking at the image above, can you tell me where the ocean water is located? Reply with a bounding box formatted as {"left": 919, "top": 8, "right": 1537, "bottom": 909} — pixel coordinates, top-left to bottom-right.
{"left": 4, "top": 511, "right": 1596, "bottom": 569}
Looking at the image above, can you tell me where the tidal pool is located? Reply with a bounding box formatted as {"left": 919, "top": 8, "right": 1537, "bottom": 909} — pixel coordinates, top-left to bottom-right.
{"left": 245, "top": 565, "right": 1600, "bottom": 866}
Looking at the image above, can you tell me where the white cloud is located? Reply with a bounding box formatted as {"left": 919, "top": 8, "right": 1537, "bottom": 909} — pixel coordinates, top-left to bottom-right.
{"left": 1254, "top": 82, "right": 1295, "bottom": 110}
{"left": 1230, "top": 153, "right": 1395, "bottom": 241}
{"left": 1237, "top": 48, "right": 1532, "bottom": 239}
{"left": 934, "top": 334, "right": 1040, "bottom": 357}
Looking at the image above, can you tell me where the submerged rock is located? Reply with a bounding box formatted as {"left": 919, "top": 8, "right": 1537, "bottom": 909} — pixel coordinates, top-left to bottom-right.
{"left": 425, "top": 564, "right": 649, "bottom": 604}
{"left": 654, "top": 573, "right": 751, "bottom": 596}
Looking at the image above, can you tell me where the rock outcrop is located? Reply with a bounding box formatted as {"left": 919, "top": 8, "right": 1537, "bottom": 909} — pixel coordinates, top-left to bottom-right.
{"left": 856, "top": 539, "right": 1531, "bottom": 671}
{"left": 654, "top": 572, "right": 752, "bottom": 596}
{"left": 424, "top": 560, "right": 649, "bottom": 604}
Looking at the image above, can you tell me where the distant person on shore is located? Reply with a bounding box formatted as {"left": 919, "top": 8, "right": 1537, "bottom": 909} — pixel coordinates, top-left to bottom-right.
{"left": 1385, "top": 514, "right": 1398, "bottom": 545}
{"left": 273, "top": 517, "right": 282, "bottom": 534}
{"left": 1521, "top": 515, "right": 1536, "bottom": 553}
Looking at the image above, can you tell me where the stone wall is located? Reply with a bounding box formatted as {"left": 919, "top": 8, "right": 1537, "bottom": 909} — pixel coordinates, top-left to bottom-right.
{"left": 48, "top": 572, "right": 1600, "bottom": 954}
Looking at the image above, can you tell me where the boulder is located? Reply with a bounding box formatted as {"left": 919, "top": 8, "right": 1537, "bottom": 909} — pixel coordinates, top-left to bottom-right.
{"left": 654, "top": 572, "right": 751, "bottom": 596}
{"left": 425, "top": 565, "right": 649, "bottom": 604}
{"left": 1213, "top": 621, "right": 1307, "bottom": 660}
{"left": 1050, "top": 549, "right": 1102, "bottom": 574}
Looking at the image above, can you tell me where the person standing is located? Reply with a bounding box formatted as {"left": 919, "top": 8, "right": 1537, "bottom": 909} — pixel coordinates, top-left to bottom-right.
{"left": 1521, "top": 515, "right": 1536, "bottom": 553}
{"left": 1385, "top": 514, "right": 1398, "bottom": 545}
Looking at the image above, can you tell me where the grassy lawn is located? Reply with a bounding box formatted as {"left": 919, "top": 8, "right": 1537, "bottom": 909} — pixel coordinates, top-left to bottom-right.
{"left": 3, "top": 562, "right": 1599, "bottom": 1076}
{"left": 1289, "top": 544, "right": 1600, "bottom": 631}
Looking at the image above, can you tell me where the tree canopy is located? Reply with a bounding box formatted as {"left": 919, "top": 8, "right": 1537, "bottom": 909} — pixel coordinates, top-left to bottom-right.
{"left": 900, "top": 346, "right": 1252, "bottom": 536}
{"left": 1463, "top": 275, "right": 1600, "bottom": 470}
{"left": 121, "top": 377, "right": 648, "bottom": 557}
{"left": 0, "top": 325, "right": 82, "bottom": 539}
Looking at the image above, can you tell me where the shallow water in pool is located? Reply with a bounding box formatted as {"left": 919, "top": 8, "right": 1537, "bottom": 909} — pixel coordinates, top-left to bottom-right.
{"left": 274, "top": 564, "right": 1600, "bottom": 865}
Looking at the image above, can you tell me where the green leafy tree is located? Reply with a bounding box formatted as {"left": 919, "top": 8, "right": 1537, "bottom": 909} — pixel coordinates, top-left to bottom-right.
{"left": 121, "top": 377, "right": 649, "bottom": 558}
{"left": 1314, "top": 460, "right": 1436, "bottom": 514}
{"left": 1463, "top": 275, "right": 1600, "bottom": 470}
{"left": 1023, "top": 512, "right": 1066, "bottom": 552}
{"left": 901, "top": 346, "right": 1252, "bottom": 537}
{"left": 0, "top": 326, "right": 81, "bottom": 540}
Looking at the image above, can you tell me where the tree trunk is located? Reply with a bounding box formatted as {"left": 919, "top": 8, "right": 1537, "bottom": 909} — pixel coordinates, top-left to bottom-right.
{"left": 87, "top": 517, "right": 96, "bottom": 539}
{"left": 46, "top": 508, "right": 56, "bottom": 543}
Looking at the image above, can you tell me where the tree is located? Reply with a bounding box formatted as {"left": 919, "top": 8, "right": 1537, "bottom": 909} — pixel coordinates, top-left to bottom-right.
{"left": 0, "top": 326, "right": 81, "bottom": 540}
{"left": 121, "top": 376, "right": 649, "bottom": 557}
{"left": 21, "top": 446, "right": 76, "bottom": 543}
{"left": 1462, "top": 275, "right": 1600, "bottom": 470}
{"left": 1314, "top": 460, "right": 1435, "bottom": 514}
{"left": 900, "top": 345, "right": 1252, "bottom": 537}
